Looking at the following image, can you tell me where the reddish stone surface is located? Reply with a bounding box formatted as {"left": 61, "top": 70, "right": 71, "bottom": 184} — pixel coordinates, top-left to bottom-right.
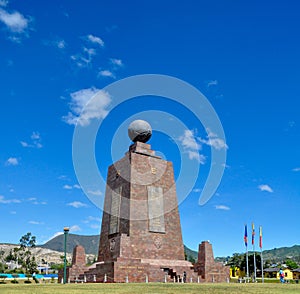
{"left": 72, "top": 245, "right": 86, "bottom": 266}
{"left": 58, "top": 245, "right": 88, "bottom": 282}
{"left": 194, "top": 241, "right": 230, "bottom": 282}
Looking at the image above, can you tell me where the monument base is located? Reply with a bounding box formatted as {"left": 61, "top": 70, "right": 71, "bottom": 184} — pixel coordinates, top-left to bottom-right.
{"left": 80, "top": 258, "right": 198, "bottom": 283}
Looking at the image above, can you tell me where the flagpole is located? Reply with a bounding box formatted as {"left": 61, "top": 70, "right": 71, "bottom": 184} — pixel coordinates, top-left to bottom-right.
{"left": 260, "top": 226, "right": 264, "bottom": 283}
{"left": 244, "top": 224, "right": 249, "bottom": 280}
{"left": 246, "top": 247, "right": 249, "bottom": 280}
{"left": 252, "top": 223, "right": 257, "bottom": 282}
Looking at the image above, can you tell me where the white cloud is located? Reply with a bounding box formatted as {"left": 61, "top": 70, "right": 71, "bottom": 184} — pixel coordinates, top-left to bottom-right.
{"left": 20, "top": 141, "right": 29, "bottom": 147}
{"left": 56, "top": 40, "right": 66, "bottom": 49}
{"left": 29, "top": 220, "right": 44, "bottom": 225}
{"left": 222, "top": 163, "right": 230, "bottom": 168}
{"left": 63, "top": 184, "right": 81, "bottom": 190}
{"left": 71, "top": 54, "right": 90, "bottom": 68}
{"left": 87, "top": 189, "right": 102, "bottom": 196}
{"left": 71, "top": 34, "right": 103, "bottom": 68}
{"left": 178, "top": 128, "right": 227, "bottom": 163}
{"left": 292, "top": 167, "right": 300, "bottom": 172}
{"left": 6, "top": 157, "right": 19, "bottom": 166}
{"left": 70, "top": 225, "right": 81, "bottom": 232}
{"left": 86, "top": 34, "right": 104, "bottom": 47}
{"left": 110, "top": 58, "right": 123, "bottom": 67}
{"left": 21, "top": 132, "right": 43, "bottom": 148}
{"left": 71, "top": 47, "right": 97, "bottom": 68}
{"left": 83, "top": 216, "right": 101, "bottom": 223}
{"left": 258, "top": 184, "right": 274, "bottom": 193}
{"left": 83, "top": 47, "right": 96, "bottom": 56}
{"left": 179, "top": 130, "right": 201, "bottom": 151}
{"left": 83, "top": 216, "right": 101, "bottom": 229}
{"left": 0, "top": 7, "right": 29, "bottom": 33}
{"left": 27, "top": 197, "right": 47, "bottom": 205}
{"left": 207, "top": 80, "right": 218, "bottom": 87}
{"left": 193, "top": 188, "right": 202, "bottom": 193}
{"left": 215, "top": 205, "right": 230, "bottom": 211}
{"left": 44, "top": 232, "right": 63, "bottom": 243}
{"left": 98, "top": 69, "right": 115, "bottom": 79}
{"left": 178, "top": 129, "right": 206, "bottom": 164}
{"left": 188, "top": 150, "right": 206, "bottom": 164}
{"left": 201, "top": 129, "right": 228, "bottom": 150}
{"left": 31, "top": 132, "right": 40, "bottom": 140}
{"left": 67, "top": 201, "right": 87, "bottom": 208}
{"left": 63, "top": 88, "right": 111, "bottom": 126}
{"left": 88, "top": 216, "right": 101, "bottom": 222}
{"left": 0, "top": 195, "right": 21, "bottom": 204}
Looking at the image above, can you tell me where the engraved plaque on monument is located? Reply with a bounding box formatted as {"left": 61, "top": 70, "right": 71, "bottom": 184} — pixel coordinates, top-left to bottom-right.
{"left": 147, "top": 186, "right": 165, "bottom": 233}
{"left": 109, "top": 186, "right": 122, "bottom": 235}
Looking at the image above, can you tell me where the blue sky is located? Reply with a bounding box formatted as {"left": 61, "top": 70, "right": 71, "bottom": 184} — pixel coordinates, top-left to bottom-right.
{"left": 0, "top": 0, "right": 299, "bottom": 257}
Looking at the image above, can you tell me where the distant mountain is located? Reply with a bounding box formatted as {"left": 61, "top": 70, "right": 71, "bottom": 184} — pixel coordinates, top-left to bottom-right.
{"left": 40, "top": 234, "right": 299, "bottom": 263}
{"left": 184, "top": 245, "right": 198, "bottom": 261}
{"left": 41, "top": 234, "right": 199, "bottom": 259}
{"left": 262, "top": 245, "right": 300, "bottom": 262}
{"left": 41, "top": 234, "right": 99, "bottom": 255}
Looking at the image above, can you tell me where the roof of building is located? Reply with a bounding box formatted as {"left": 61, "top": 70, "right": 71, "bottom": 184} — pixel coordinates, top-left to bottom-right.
{"left": 264, "top": 268, "right": 280, "bottom": 272}
{"left": 292, "top": 268, "right": 300, "bottom": 273}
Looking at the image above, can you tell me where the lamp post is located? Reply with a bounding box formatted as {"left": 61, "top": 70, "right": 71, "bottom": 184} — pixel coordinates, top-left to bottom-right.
{"left": 63, "top": 227, "right": 69, "bottom": 284}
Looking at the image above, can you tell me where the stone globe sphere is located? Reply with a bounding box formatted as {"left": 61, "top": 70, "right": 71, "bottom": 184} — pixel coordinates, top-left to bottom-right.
{"left": 128, "top": 120, "right": 152, "bottom": 143}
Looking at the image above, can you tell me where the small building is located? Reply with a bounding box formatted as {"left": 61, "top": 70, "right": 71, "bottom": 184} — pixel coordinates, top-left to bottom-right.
{"left": 230, "top": 267, "right": 245, "bottom": 278}
{"left": 37, "top": 264, "right": 51, "bottom": 274}
{"left": 264, "top": 268, "right": 293, "bottom": 280}
{"left": 292, "top": 268, "right": 300, "bottom": 280}
{"left": 5, "top": 261, "right": 21, "bottom": 270}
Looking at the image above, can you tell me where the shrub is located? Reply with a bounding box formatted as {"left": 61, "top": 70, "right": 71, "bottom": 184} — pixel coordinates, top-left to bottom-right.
{"left": 11, "top": 279, "right": 19, "bottom": 284}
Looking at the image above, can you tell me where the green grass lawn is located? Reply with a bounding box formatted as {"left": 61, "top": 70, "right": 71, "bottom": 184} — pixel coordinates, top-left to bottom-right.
{"left": 0, "top": 283, "right": 299, "bottom": 294}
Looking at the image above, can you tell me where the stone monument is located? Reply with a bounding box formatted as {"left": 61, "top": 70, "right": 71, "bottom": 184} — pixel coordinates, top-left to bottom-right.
{"left": 58, "top": 245, "right": 88, "bottom": 282}
{"left": 81, "top": 120, "right": 196, "bottom": 282}
{"left": 194, "top": 241, "right": 230, "bottom": 282}
{"left": 77, "top": 119, "right": 229, "bottom": 283}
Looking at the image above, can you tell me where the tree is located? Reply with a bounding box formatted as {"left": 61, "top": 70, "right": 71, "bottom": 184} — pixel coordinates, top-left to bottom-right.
{"left": 17, "top": 232, "right": 37, "bottom": 274}
{"left": 285, "top": 259, "right": 298, "bottom": 270}
{"left": 238, "top": 253, "right": 263, "bottom": 278}
{"left": 5, "top": 249, "right": 16, "bottom": 262}
{"left": 19, "top": 232, "right": 36, "bottom": 249}
{"left": 227, "top": 253, "right": 244, "bottom": 269}
{"left": 0, "top": 249, "right": 5, "bottom": 263}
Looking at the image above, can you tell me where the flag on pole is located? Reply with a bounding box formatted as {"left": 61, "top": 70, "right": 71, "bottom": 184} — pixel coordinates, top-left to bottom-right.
{"left": 244, "top": 224, "right": 248, "bottom": 247}
{"left": 259, "top": 226, "right": 263, "bottom": 249}
{"left": 252, "top": 223, "right": 255, "bottom": 245}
